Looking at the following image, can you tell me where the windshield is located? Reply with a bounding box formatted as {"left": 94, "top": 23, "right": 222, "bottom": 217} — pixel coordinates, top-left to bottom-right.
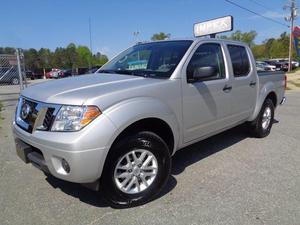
{"left": 98, "top": 40, "right": 193, "bottom": 78}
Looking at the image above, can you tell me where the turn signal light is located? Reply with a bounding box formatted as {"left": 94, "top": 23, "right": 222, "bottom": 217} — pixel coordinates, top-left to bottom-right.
{"left": 80, "top": 106, "right": 101, "bottom": 126}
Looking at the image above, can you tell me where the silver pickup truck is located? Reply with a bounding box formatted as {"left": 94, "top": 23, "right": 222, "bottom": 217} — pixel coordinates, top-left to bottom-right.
{"left": 13, "top": 38, "right": 285, "bottom": 207}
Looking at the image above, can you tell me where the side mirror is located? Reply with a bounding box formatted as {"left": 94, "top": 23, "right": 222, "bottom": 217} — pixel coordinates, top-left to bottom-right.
{"left": 187, "top": 66, "right": 216, "bottom": 82}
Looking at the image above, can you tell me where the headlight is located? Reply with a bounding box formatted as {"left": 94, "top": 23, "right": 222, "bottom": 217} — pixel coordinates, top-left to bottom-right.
{"left": 51, "top": 105, "right": 101, "bottom": 131}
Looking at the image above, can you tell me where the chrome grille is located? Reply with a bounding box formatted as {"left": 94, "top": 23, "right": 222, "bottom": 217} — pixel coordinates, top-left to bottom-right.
{"left": 42, "top": 108, "right": 55, "bottom": 130}
{"left": 16, "top": 97, "right": 60, "bottom": 133}
{"left": 22, "top": 99, "right": 38, "bottom": 133}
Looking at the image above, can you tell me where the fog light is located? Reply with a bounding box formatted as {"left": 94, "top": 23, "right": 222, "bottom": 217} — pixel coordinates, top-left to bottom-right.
{"left": 61, "top": 158, "right": 70, "bottom": 173}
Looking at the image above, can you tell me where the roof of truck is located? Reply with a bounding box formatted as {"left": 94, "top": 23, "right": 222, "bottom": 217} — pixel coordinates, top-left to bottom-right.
{"left": 136, "top": 38, "right": 248, "bottom": 46}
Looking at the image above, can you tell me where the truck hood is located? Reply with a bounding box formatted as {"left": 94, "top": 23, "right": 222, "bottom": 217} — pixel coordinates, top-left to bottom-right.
{"left": 21, "top": 73, "right": 164, "bottom": 106}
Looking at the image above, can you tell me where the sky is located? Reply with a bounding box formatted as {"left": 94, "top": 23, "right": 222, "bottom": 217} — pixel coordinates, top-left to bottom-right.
{"left": 0, "top": 0, "right": 297, "bottom": 58}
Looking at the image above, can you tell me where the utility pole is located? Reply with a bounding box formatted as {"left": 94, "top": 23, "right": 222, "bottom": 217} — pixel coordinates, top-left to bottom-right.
{"left": 285, "top": 0, "right": 297, "bottom": 72}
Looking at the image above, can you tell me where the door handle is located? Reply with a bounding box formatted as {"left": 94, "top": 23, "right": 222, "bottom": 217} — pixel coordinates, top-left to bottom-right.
{"left": 249, "top": 81, "right": 256, "bottom": 87}
{"left": 223, "top": 85, "right": 232, "bottom": 93}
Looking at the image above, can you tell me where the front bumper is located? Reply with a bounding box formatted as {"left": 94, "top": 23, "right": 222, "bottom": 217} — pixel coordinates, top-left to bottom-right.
{"left": 12, "top": 114, "right": 117, "bottom": 183}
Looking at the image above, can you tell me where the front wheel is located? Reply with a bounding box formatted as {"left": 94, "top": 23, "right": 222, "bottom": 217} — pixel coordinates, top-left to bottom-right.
{"left": 100, "top": 131, "right": 171, "bottom": 208}
{"left": 248, "top": 98, "right": 274, "bottom": 138}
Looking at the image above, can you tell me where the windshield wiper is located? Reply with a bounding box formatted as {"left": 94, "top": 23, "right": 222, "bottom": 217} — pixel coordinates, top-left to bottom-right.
{"left": 97, "top": 69, "right": 136, "bottom": 75}
{"left": 97, "top": 69, "right": 162, "bottom": 78}
{"left": 97, "top": 69, "right": 116, "bottom": 74}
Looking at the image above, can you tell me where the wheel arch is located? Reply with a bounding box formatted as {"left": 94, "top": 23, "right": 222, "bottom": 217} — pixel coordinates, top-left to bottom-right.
{"left": 248, "top": 82, "right": 278, "bottom": 122}
{"left": 110, "top": 117, "right": 175, "bottom": 156}
{"left": 103, "top": 97, "right": 180, "bottom": 156}
{"left": 265, "top": 91, "right": 277, "bottom": 107}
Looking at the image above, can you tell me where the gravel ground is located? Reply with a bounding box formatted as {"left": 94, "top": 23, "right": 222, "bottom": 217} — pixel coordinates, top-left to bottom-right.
{"left": 0, "top": 82, "right": 299, "bottom": 225}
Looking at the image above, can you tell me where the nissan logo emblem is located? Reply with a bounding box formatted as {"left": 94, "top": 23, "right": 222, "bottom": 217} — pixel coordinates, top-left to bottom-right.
{"left": 21, "top": 102, "right": 31, "bottom": 120}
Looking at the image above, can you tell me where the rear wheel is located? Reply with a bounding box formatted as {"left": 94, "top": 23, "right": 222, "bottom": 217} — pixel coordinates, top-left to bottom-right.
{"left": 100, "top": 131, "right": 171, "bottom": 208}
{"left": 248, "top": 98, "right": 274, "bottom": 138}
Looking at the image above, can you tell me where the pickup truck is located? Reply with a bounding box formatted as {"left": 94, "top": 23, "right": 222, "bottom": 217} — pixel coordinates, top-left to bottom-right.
{"left": 13, "top": 38, "right": 286, "bottom": 207}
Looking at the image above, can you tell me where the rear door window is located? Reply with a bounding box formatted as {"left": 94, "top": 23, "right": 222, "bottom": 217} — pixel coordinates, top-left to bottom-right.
{"left": 227, "top": 45, "right": 250, "bottom": 77}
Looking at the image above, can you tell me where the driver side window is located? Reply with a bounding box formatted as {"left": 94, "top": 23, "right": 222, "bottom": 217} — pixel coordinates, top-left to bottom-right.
{"left": 187, "top": 43, "right": 225, "bottom": 82}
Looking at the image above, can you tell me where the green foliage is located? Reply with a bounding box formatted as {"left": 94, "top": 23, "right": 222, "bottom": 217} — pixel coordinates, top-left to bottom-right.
{"left": 252, "top": 32, "right": 296, "bottom": 60}
{"left": 151, "top": 32, "right": 171, "bottom": 41}
{"left": 219, "top": 30, "right": 257, "bottom": 47}
{"left": 1, "top": 44, "right": 109, "bottom": 72}
{"left": 219, "top": 30, "right": 296, "bottom": 60}
{"left": 76, "top": 46, "right": 92, "bottom": 68}
{"left": 0, "top": 47, "right": 15, "bottom": 54}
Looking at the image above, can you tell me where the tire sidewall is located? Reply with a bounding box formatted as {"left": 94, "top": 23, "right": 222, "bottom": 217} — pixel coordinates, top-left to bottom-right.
{"left": 257, "top": 99, "right": 274, "bottom": 137}
{"left": 101, "top": 131, "right": 171, "bottom": 208}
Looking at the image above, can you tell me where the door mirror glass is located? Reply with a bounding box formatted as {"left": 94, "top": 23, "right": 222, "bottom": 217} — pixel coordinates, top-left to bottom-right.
{"left": 193, "top": 66, "right": 216, "bottom": 79}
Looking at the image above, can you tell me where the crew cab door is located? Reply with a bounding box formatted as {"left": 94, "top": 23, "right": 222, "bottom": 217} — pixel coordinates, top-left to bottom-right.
{"left": 182, "top": 42, "right": 233, "bottom": 143}
{"left": 226, "top": 44, "right": 257, "bottom": 122}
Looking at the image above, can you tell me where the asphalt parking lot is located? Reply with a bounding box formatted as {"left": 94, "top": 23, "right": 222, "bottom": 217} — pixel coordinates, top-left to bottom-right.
{"left": 0, "top": 82, "right": 300, "bottom": 225}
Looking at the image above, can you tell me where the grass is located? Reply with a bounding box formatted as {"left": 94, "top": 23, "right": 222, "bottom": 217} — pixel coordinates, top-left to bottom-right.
{"left": 291, "top": 81, "right": 300, "bottom": 88}
{"left": 287, "top": 67, "right": 300, "bottom": 74}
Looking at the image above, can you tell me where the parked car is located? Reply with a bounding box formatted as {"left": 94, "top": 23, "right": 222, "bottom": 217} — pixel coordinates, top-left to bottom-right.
{"left": 60, "top": 69, "right": 73, "bottom": 78}
{"left": 13, "top": 38, "right": 286, "bottom": 208}
{"left": 0, "top": 66, "right": 21, "bottom": 85}
{"left": 264, "top": 60, "right": 284, "bottom": 71}
{"left": 280, "top": 61, "right": 296, "bottom": 71}
{"left": 292, "top": 60, "right": 299, "bottom": 67}
{"left": 25, "top": 70, "right": 35, "bottom": 80}
{"left": 86, "top": 66, "right": 101, "bottom": 74}
{"left": 256, "top": 61, "right": 276, "bottom": 71}
{"left": 46, "top": 68, "right": 63, "bottom": 79}
{"left": 256, "top": 63, "right": 265, "bottom": 72}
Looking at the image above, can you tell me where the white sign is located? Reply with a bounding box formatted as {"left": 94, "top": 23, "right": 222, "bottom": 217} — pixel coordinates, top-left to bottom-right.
{"left": 194, "top": 16, "right": 233, "bottom": 37}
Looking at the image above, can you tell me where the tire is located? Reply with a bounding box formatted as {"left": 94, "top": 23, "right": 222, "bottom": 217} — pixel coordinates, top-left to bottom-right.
{"left": 11, "top": 77, "right": 20, "bottom": 85}
{"left": 100, "top": 131, "right": 171, "bottom": 208}
{"left": 248, "top": 98, "right": 274, "bottom": 138}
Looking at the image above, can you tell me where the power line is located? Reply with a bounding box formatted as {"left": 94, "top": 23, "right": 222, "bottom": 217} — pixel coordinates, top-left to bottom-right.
{"left": 247, "top": 0, "right": 273, "bottom": 11}
{"left": 224, "top": 0, "right": 290, "bottom": 27}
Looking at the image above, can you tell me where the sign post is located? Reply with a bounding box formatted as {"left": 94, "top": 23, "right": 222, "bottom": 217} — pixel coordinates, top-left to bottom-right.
{"left": 194, "top": 16, "right": 233, "bottom": 38}
{"left": 16, "top": 49, "right": 24, "bottom": 90}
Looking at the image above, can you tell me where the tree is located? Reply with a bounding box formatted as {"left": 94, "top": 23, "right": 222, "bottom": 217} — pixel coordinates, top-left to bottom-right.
{"left": 0, "top": 47, "right": 15, "bottom": 54}
{"left": 93, "top": 52, "right": 108, "bottom": 66}
{"left": 1, "top": 43, "right": 109, "bottom": 71}
{"left": 65, "top": 43, "right": 78, "bottom": 69}
{"left": 76, "top": 46, "right": 92, "bottom": 68}
{"left": 38, "top": 48, "right": 52, "bottom": 69}
{"left": 151, "top": 32, "right": 171, "bottom": 41}
{"left": 23, "top": 48, "right": 39, "bottom": 71}
{"left": 220, "top": 30, "right": 257, "bottom": 47}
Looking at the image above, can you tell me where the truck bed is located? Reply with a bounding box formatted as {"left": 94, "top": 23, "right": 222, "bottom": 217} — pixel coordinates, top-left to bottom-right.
{"left": 258, "top": 71, "right": 285, "bottom": 106}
